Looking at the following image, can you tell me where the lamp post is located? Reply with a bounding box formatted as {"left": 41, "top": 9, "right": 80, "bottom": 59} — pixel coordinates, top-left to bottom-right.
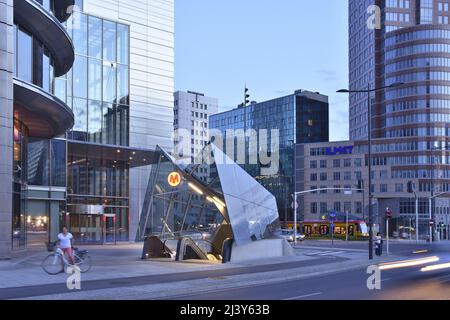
{"left": 337, "top": 82, "right": 404, "bottom": 260}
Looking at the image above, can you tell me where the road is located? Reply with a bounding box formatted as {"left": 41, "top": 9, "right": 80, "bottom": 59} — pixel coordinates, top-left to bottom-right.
{"left": 168, "top": 243, "right": 450, "bottom": 300}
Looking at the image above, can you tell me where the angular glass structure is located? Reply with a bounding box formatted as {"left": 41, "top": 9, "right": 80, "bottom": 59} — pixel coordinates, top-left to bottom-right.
{"left": 137, "top": 144, "right": 280, "bottom": 247}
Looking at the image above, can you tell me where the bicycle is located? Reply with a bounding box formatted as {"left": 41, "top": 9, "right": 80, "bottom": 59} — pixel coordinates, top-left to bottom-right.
{"left": 42, "top": 242, "right": 92, "bottom": 275}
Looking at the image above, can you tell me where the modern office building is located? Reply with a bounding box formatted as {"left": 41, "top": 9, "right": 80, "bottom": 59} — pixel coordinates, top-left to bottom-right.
{"left": 348, "top": 0, "right": 450, "bottom": 231}
{"left": 1, "top": 0, "right": 174, "bottom": 257}
{"left": 210, "top": 90, "right": 329, "bottom": 221}
{"left": 1, "top": 0, "right": 76, "bottom": 259}
{"left": 61, "top": 0, "right": 174, "bottom": 244}
{"left": 173, "top": 91, "right": 218, "bottom": 183}
{"left": 296, "top": 140, "right": 450, "bottom": 238}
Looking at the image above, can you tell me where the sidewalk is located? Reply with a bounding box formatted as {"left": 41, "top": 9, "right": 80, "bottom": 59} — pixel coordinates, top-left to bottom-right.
{"left": 0, "top": 243, "right": 409, "bottom": 299}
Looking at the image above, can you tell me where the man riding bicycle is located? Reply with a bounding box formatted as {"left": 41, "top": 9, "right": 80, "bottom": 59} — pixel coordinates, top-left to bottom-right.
{"left": 56, "top": 226, "right": 75, "bottom": 265}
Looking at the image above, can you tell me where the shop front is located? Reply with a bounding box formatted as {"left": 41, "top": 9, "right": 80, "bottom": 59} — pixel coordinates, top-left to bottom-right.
{"left": 66, "top": 203, "right": 129, "bottom": 244}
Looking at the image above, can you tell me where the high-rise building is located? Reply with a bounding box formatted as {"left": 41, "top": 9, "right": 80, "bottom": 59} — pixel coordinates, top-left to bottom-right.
{"left": 174, "top": 91, "right": 218, "bottom": 183}
{"left": 0, "top": 0, "right": 174, "bottom": 257}
{"left": 210, "top": 90, "right": 329, "bottom": 220}
{"left": 348, "top": 0, "right": 450, "bottom": 234}
{"left": 62, "top": 0, "right": 175, "bottom": 244}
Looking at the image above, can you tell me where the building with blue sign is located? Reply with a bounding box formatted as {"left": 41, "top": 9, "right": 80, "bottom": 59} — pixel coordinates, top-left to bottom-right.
{"left": 296, "top": 140, "right": 450, "bottom": 239}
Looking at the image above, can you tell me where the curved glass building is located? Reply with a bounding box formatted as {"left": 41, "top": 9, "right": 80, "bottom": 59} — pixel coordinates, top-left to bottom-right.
{"left": 349, "top": 0, "right": 450, "bottom": 235}
{"left": 0, "top": 0, "right": 75, "bottom": 258}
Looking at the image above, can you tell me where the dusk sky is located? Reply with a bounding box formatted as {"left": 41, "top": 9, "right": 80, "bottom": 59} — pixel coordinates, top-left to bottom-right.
{"left": 175, "top": 0, "right": 350, "bottom": 141}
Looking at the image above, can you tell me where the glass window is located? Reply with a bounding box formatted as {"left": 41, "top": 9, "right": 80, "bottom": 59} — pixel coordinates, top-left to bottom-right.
{"left": 103, "top": 64, "right": 117, "bottom": 103}
{"left": 74, "top": 0, "right": 84, "bottom": 11}
{"left": 42, "top": 50, "right": 50, "bottom": 92}
{"left": 117, "top": 64, "right": 129, "bottom": 105}
{"left": 102, "top": 103, "right": 114, "bottom": 145}
{"left": 73, "top": 55, "right": 87, "bottom": 98}
{"left": 117, "top": 24, "right": 129, "bottom": 65}
{"left": 103, "top": 20, "right": 117, "bottom": 62}
{"left": 17, "top": 28, "right": 32, "bottom": 83}
{"left": 54, "top": 77, "right": 67, "bottom": 102}
{"left": 51, "top": 139, "right": 67, "bottom": 187}
{"left": 73, "top": 13, "right": 87, "bottom": 55}
{"left": 72, "top": 98, "right": 88, "bottom": 141}
{"left": 88, "top": 100, "right": 102, "bottom": 143}
{"left": 27, "top": 138, "right": 49, "bottom": 186}
{"left": 116, "top": 105, "right": 129, "bottom": 146}
{"left": 32, "top": 38, "right": 43, "bottom": 87}
{"left": 88, "top": 58, "right": 102, "bottom": 101}
{"left": 88, "top": 16, "right": 102, "bottom": 59}
{"left": 344, "top": 159, "right": 351, "bottom": 167}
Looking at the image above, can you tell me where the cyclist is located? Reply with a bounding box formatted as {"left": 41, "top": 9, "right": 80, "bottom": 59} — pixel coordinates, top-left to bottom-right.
{"left": 56, "top": 226, "right": 75, "bottom": 265}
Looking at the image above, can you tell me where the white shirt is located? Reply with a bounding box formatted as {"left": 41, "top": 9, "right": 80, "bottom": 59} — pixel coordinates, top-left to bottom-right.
{"left": 58, "top": 232, "right": 73, "bottom": 249}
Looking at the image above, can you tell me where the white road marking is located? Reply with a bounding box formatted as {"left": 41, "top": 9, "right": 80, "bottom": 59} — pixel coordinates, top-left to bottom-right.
{"left": 305, "top": 251, "right": 345, "bottom": 257}
{"left": 306, "top": 251, "right": 335, "bottom": 256}
{"left": 319, "top": 251, "right": 345, "bottom": 256}
{"left": 284, "top": 292, "right": 323, "bottom": 300}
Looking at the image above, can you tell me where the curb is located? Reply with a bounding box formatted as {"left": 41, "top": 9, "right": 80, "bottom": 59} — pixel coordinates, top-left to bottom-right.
{"left": 293, "top": 245, "right": 367, "bottom": 253}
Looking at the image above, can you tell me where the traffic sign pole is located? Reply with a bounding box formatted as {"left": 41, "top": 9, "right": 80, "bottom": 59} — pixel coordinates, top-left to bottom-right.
{"left": 386, "top": 218, "right": 390, "bottom": 256}
{"left": 385, "top": 208, "right": 392, "bottom": 256}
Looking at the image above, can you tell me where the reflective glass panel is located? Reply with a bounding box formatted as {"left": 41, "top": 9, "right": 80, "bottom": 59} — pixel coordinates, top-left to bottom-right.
{"left": 103, "top": 20, "right": 117, "bottom": 62}
{"left": 103, "top": 64, "right": 116, "bottom": 103}
{"left": 117, "top": 24, "right": 129, "bottom": 65}
{"left": 88, "top": 100, "right": 102, "bottom": 143}
{"left": 17, "top": 28, "right": 32, "bottom": 83}
{"left": 88, "top": 16, "right": 102, "bottom": 59}
{"left": 117, "top": 64, "right": 129, "bottom": 105}
{"left": 73, "top": 56, "right": 87, "bottom": 98}
{"left": 51, "top": 139, "right": 67, "bottom": 187}
{"left": 102, "top": 103, "right": 114, "bottom": 145}
{"left": 73, "top": 13, "right": 87, "bottom": 55}
{"left": 88, "top": 58, "right": 102, "bottom": 101}
{"left": 72, "top": 98, "right": 88, "bottom": 141}
{"left": 54, "top": 77, "right": 67, "bottom": 102}
{"left": 42, "top": 51, "right": 50, "bottom": 92}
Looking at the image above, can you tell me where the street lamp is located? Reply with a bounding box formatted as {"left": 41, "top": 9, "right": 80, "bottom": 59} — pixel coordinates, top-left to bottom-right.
{"left": 337, "top": 82, "right": 405, "bottom": 260}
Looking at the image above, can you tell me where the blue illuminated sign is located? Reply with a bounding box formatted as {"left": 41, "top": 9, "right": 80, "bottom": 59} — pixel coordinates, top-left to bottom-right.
{"left": 326, "top": 146, "right": 354, "bottom": 156}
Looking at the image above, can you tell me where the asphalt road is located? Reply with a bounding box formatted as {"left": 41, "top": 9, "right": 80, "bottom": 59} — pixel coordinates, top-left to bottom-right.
{"left": 168, "top": 244, "right": 450, "bottom": 300}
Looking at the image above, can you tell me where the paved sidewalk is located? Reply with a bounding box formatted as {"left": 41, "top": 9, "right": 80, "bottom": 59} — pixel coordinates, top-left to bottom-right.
{"left": 0, "top": 242, "right": 412, "bottom": 300}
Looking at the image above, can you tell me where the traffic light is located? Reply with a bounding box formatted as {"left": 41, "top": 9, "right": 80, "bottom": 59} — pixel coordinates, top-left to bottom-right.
{"left": 407, "top": 181, "right": 415, "bottom": 193}
{"left": 244, "top": 87, "right": 250, "bottom": 106}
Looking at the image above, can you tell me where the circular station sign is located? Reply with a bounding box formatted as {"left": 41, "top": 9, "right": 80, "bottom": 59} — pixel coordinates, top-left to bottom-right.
{"left": 168, "top": 172, "right": 182, "bottom": 187}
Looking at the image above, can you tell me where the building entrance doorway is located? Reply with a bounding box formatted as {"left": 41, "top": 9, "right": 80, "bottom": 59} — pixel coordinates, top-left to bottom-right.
{"left": 103, "top": 214, "right": 116, "bottom": 244}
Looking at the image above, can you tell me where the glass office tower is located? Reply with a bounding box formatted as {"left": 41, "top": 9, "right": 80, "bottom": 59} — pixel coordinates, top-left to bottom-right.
{"left": 55, "top": 11, "right": 131, "bottom": 244}
{"left": 210, "top": 90, "right": 329, "bottom": 221}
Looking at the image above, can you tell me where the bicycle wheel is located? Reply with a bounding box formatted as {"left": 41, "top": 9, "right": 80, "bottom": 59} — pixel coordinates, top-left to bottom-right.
{"left": 42, "top": 254, "right": 64, "bottom": 275}
{"left": 76, "top": 254, "right": 92, "bottom": 273}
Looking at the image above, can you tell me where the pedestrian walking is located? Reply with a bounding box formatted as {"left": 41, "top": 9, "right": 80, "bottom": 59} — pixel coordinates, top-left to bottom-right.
{"left": 375, "top": 232, "right": 383, "bottom": 256}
